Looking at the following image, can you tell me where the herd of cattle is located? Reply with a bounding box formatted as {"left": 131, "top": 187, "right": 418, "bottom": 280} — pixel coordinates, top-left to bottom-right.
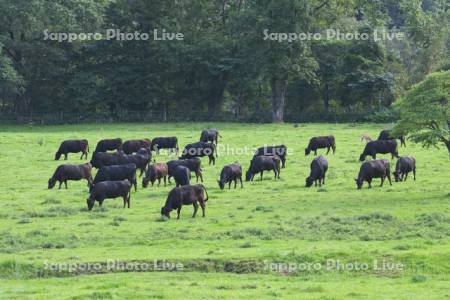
{"left": 48, "top": 128, "right": 417, "bottom": 219}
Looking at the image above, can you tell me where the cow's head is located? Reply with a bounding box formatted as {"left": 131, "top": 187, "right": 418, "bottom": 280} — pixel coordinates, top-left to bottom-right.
{"left": 87, "top": 197, "right": 95, "bottom": 210}
{"left": 161, "top": 206, "right": 171, "bottom": 218}
{"left": 217, "top": 180, "right": 225, "bottom": 190}
{"left": 393, "top": 171, "right": 401, "bottom": 182}
{"left": 245, "top": 169, "right": 252, "bottom": 182}
{"left": 355, "top": 178, "right": 363, "bottom": 189}
{"left": 54, "top": 151, "right": 62, "bottom": 160}
{"left": 304, "top": 148, "right": 311, "bottom": 156}
{"left": 48, "top": 177, "right": 56, "bottom": 189}
{"left": 305, "top": 176, "right": 314, "bottom": 187}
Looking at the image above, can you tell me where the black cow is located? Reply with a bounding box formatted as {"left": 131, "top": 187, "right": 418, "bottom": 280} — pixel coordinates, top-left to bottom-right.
{"left": 359, "top": 140, "right": 399, "bottom": 161}
{"left": 393, "top": 156, "right": 416, "bottom": 182}
{"left": 218, "top": 163, "right": 243, "bottom": 190}
{"left": 180, "top": 142, "right": 216, "bottom": 165}
{"left": 122, "top": 139, "right": 151, "bottom": 154}
{"left": 167, "top": 158, "right": 203, "bottom": 183}
{"left": 245, "top": 155, "right": 280, "bottom": 181}
{"left": 87, "top": 180, "right": 132, "bottom": 210}
{"left": 305, "top": 136, "right": 336, "bottom": 156}
{"left": 254, "top": 145, "right": 287, "bottom": 168}
{"left": 200, "top": 129, "right": 221, "bottom": 145}
{"left": 151, "top": 137, "right": 179, "bottom": 155}
{"left": 48, "top": 163, "right": 93, "bottom": 189}
{"left": 90, "top": 150, "right": 151, "bottom": 176}
{"left": 355, "top": 159, "right": 392, "bottom": 189}
{"left": 161, "top": 184, "right": 209, "bottom": 219}
{"left": 305, "top": 155, "right": 328, "bottom": 187}
{"left": 378, "top": 129, "right": 406, "bottom": 147}
{"left": 142, "top": 163, "right": 168, "bottom": 187}
{"left": 55, "top": 139, "right": 89, "bottom": 160}
{"left": 92, "top": 163, "right": 137, "bottom": 192}
{"left": 93, "top": 138, "right": 122, "bottom": 154}
{"left": 173, "top": 165, "right": 191, "bottom": 187}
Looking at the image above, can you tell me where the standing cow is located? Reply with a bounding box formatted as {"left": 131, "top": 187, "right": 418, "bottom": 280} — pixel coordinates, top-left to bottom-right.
{"left": 200, "top": 129, "right": 221, "bottom": 145}
{"left": 393, "top": 156, "right": 416, "bottom": 182}
{"left": 48, "top": 163, "right": 93, "bottom": 189}
{"left": 167, "top": 158, "right": 203, "bottom": 183}
{"left": 93, "top": 138, "right": 122, "bottom": 154}
{"left": 359, "top": 140, "right": 398, "bottom": 161}
{"left": 180, "top": 142, "right": 216, "bottom": 165}
{"left": 151, "top": 137, "right": 179, "bottom": 155}
{"left": 173, "top": 165, "right": 191, "bottom": 187}
{"left": 161, "top": 184, "right": 209, "bottom": 219}
{"left": 87, "top": 180, "right": 132, "bottom": 210}
{"left": 355, "top": 159, "right": 392, "bottom": 189}
{"left": 92, "top": 163, "right": 137, "bottom": 192}
{"left": 254, "top": 145, "right": 287, "bottom": 168}
{"left": 142, "top": 163, "right": 168, "bottom": 187}
{"left": 305, "top": 136, "right": 336, "bottom": 156}
{"left": 245, "top": 156, "right": 280, "bottom": 181}
{"left": 378, "top": 129, "right": 406, "bottom": 147}
{"left": 55, "top": 139, "right": 89, "bottom": 160}
{"left": 122, "top": 139, "right": 151, "bottom": 154}
{"left": 305, "top": 156, "right": 328, "bottom": 187}
{"left": 218, "top": 162, "right": 243, "bottom": 190}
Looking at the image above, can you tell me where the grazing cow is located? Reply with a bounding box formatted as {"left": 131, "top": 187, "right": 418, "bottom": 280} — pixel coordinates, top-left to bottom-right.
{"left": 55, "top": 139, "right": 89, "bottom": 160}
{"left": 305, "top": 155, "right": 328, "bottom": 187}
{"left": 93, "top": 138, "right": 122, "bottom": 154}
{"left": 167, "top": 158, "right": 203, "bottom": 183}
{"left": 48, "top": 163, "right": 93, "bottom": 189}
{"left": 393, "top": 156, "right": 416, "bottom": 182}
{"left": 122, "top": 139, "right": 151, "bottom": 154}
{"left": 218, "top": 163, "right": 243, "bottom": 190}
{"left": 87, "top": 180, "right": 132, "bottom": 210}
{"left": 305, "top": 136, "right": 336, "bottom": 156}
{"left": 200, "top": 129, "right": 221, "bottom": 145}
{"left": 92, "top": 163, "right": 137, "bottom": 192}
{"left": 355, "top": 159, "right": 392, "bottom": 189}
{"left": 173, "top": 165, "right": 191, "bottom": 187}
{"left": 142, "top": 163, "right": 168, "bottom": 187}
{"left": 245, "top": 155, "right": 280, "bottom": 181}
{"left": 378, "top": 129, "right": 406, "bottom": 147}
{"left": 161, "top": 184, "right": 209, "bottom": 219}
{"left": 180, "top": 142, "right": 216, "bottom": 165}
{"left": 361, "top": 134, "right": 372, "bottom": 143}
{"left": 359, "top": 140, "right": 398, "bottom": 161}
{"left": 254, "top": 145, "right": 287, "bottom": 168}
{"left": 90, "top": 150, "right": 151, "bottom": 176}
{"left": 151, "top": 137, "right": 179, "bottom": 155}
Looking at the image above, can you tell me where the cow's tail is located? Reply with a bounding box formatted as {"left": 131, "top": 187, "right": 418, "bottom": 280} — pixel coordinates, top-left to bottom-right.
{"left": 201, "top": 184, "right": 209, "bottom": 202}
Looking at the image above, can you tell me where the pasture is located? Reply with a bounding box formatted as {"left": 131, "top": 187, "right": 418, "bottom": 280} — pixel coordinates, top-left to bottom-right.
{"left": 0, "top": 123, "right": 449, "bottom": 299}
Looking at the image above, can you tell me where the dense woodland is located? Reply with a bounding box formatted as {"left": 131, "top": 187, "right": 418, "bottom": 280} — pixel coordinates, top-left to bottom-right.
{"left": 0, "top": 0, "right": 448, "bottom": 123}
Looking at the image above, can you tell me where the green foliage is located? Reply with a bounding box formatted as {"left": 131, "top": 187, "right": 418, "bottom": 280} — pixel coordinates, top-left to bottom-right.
{"left": 393, "top": 71, "right": 450, "bottom": 153}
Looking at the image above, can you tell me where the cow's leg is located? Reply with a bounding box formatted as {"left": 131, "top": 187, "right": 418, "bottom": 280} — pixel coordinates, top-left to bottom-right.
{"left": 260, "top": 171, "right": 264, "bottom": 181}
{"left": 133, "top": 179, "right": 137, "bottom": 192}
{"left": 413, "top": 169, "right": 416, "bottom": 180}
{"left": 64, "top": 153, "right": 68, "bottom": 160}
{"left": 387, "top": 173, "right": 392, "bottom": 186}
{"left": 192, "top": 202, "right": 198, "bottom": 218}
{"left": 80, "top": 152, "right": 83, "bottom": 160}
{"left": 99, "top": 199, "right": 104, "bottom": 207}
{"left": 139, "top": 168, "right": 144, "bottom": 177}
{"left": 234, "top": 179, "right": 237, "bottom": 189}
{"left": 404, "top": 172, "right": 408, "bottom": 181}
{"left": 164, "top": 176, "right": 167, "bottom": 187}
{"left": 380, "top": 176, "right": 385, "bottom": 187}
{"left": 318, "top": 179, "right": 322, "bottom": 187}
{"left": 368, "top": 179, "right": 372, "bottom": 188}
{"left": 323, "top": 173, "right": 326, "bottom": 185}
{"left": 177, "top": 207, "right": 182, "bottom": 219}
{"left": 372, "top": 154, "right": 376, "bottom": 159}
{"left": 64, "top": 180, "right": 68, "bottom": 189}
{"left": 326, "top": 147, "right": 330, "bottom": 154}
{"left": 314, "top": 180, "right": 317, "bottom": 187}
{"left": 200, "top": 201, "right": 205, "bottom": 217}
{"left": 58, "top": 181, "right": 62, "bottom": 190}
{"left": 229, "top": 181, "right": 231, "bottom": 189}
{"left": 314, "top": 150, "right": 317, "bottom": 156}
{"left": 123, "top": 196, "right": 127, "bottom": 208}
{"left": 168, "top": 176, "right": 172, "bottom": 184}
{"left": 199, "top": 172, "right": 204, "bottom": 183}
{"left": 239, "top": 176, "right": 243, "bottom": 188}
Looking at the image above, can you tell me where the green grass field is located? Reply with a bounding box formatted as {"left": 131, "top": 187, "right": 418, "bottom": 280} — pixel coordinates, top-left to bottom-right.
{"left": 0, "top": 123, "right": 449, "bottom": 299}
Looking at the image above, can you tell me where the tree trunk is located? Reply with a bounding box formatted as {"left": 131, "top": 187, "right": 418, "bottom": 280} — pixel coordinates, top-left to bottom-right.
{"left": 271, "top": 76, "right": 287, "bottom": 123}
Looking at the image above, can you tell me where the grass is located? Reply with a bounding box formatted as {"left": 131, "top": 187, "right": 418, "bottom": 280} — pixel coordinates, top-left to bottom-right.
{"left": 0, "top": 122, "right": 449, "bottom": 299}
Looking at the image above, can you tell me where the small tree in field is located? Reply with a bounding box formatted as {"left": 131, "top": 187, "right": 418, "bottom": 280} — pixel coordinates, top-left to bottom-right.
{"left": 393, "top": 71, "right": 450, "bottom": 154}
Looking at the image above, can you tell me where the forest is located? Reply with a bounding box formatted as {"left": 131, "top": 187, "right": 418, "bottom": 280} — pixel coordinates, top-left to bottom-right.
{"left": 0, "top": 0, "right": 448, "bottom": 123}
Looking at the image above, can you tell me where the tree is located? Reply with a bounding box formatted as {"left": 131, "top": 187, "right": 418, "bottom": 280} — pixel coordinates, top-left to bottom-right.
{"left": 393, "top": 71, "right": 450, "bottom": 154}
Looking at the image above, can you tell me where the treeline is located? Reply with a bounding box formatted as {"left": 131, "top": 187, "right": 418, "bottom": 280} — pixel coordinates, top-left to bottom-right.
{"left": 0, "top": 0, "right": 448, "bottom": 123}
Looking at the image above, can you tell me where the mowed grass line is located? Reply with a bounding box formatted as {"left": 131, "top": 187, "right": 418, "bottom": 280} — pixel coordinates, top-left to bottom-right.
{"left": 0, "top": 123, "right": 449, "bottom": 299}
